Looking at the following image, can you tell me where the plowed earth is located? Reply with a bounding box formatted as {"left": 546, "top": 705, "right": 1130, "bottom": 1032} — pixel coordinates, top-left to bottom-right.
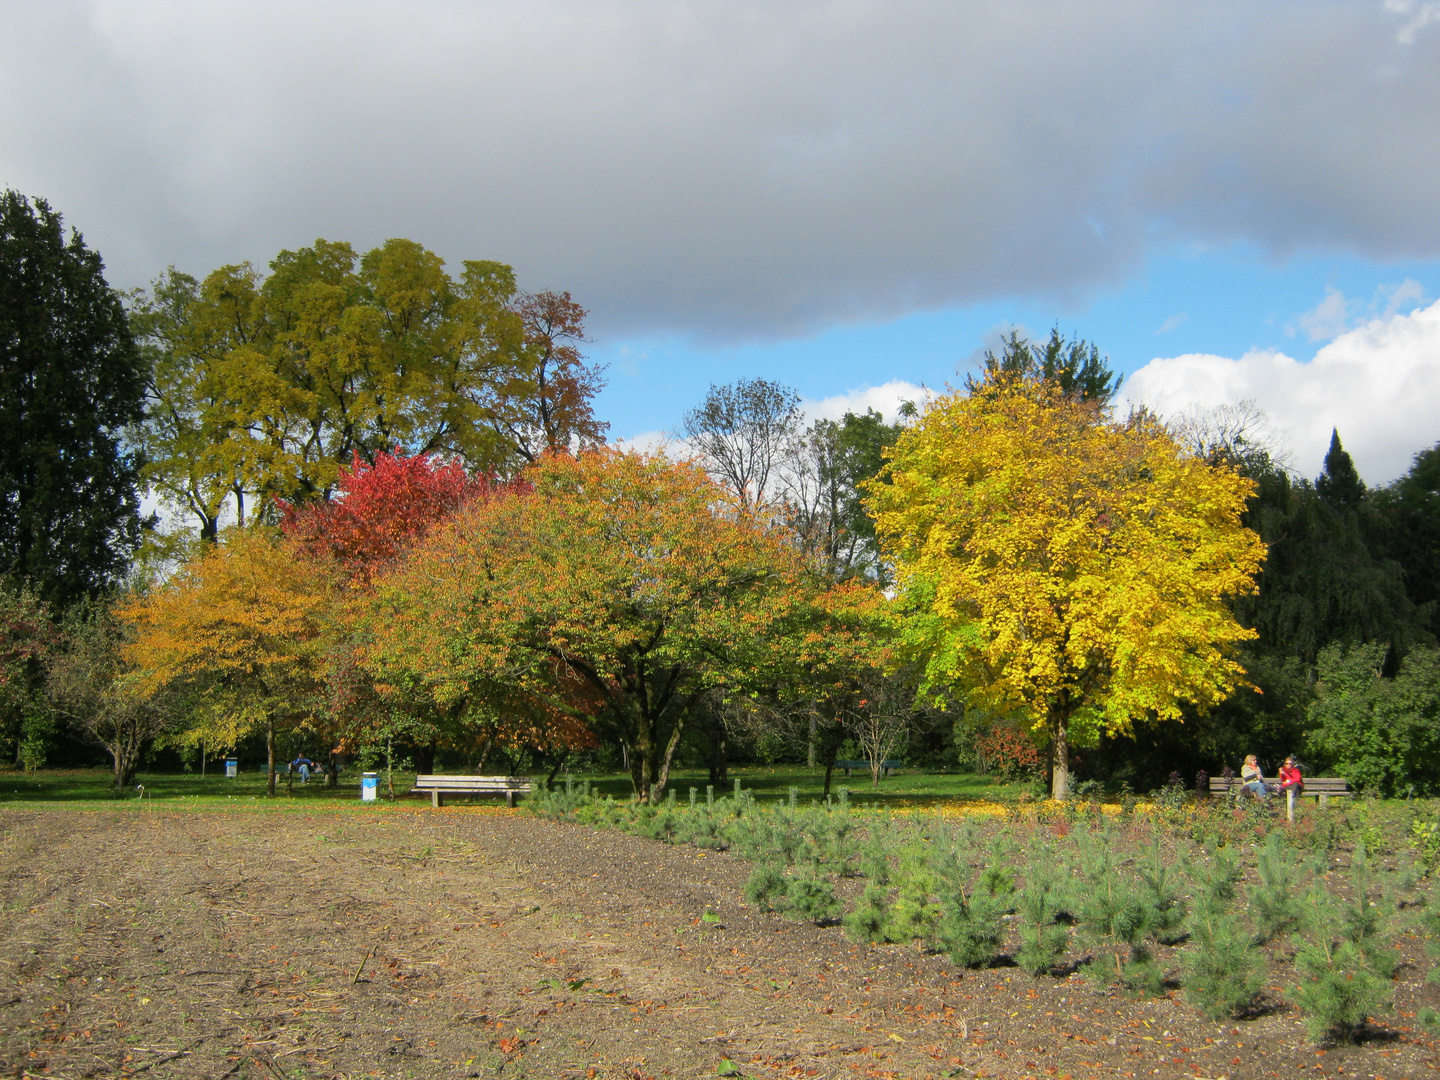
{"left": 0, "top": 807, "right": 1435, "bottom": 1080}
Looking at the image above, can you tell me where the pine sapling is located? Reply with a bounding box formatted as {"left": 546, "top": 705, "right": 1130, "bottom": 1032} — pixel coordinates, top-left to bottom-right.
{"left": 883, "top": 843, "right": 942, "bottom": 947}
{"left": 745, "top": 861, "right": 790, "bottom": 914}
{"left": 1181, "top": 880, "right": 1264, "bottom": 1021}
{"left": 843, "top": 881, "right": 891, "bottom": 943}
{"left": 1292, "top": 890, "right": 1392, "bottom": 1045}
{"left": 787, "top": 868, "right": 842, "bottom": 925}
{"left": 1250, "top": 832, "right": 1306, "bottom": 943}
{"left": 1014, "top": 857, "right": 1071, "bottom": 977}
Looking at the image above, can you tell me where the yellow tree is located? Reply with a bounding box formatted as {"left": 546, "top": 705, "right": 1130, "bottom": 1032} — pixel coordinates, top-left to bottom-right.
{"left": 867, "top": 377, "right": 1265, "bottom": 798}
{"left": 121, "top": 530, "right": 335, "bottom": 794}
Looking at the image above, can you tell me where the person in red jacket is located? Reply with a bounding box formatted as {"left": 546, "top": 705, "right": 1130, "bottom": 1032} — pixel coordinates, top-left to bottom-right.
{"left": 1278, "top": 756, "right": 1304, "bottom": 796}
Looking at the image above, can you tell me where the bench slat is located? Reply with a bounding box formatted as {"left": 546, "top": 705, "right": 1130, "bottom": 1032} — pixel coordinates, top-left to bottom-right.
{"left": 410, "top": 774, "right": 532, "bottom": 807}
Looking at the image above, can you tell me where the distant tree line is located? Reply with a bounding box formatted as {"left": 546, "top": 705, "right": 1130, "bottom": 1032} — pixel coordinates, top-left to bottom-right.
{"left": 1, "top": 187, "right": 1435, "bottom": 798}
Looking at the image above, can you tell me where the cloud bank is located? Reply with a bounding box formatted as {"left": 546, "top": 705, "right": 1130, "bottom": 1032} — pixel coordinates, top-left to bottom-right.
{"left": 1124, "top": 298, "right": 1440, "bottom": 485}
{"left": 2, "top": 2, "right": 1440, "bottom": 341}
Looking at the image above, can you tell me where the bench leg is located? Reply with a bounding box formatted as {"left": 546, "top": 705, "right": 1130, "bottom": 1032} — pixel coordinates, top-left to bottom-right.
{"left": 432, "top": 790, "right": 442, "bottom": 808}
{"left": 1319, "top": 792, "right": 1329, "bottom": 807}
{"left": 506, "top": 791, "right": 515, "bottom": 808}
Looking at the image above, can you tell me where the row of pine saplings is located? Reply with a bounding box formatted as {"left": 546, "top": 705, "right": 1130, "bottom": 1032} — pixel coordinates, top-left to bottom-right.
{"left": 524, "top": 780, "right": 1440, "bottom": 1045}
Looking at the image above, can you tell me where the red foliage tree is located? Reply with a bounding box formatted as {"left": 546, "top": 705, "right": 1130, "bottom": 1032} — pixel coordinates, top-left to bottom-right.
{"left": 279, "top": 451, "right": 524, "bottom": 584}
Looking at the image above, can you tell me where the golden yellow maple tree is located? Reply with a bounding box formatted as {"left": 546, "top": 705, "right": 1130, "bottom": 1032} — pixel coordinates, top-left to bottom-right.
{"left": 121, "top": 529, "right": 336, "bottom": 794}
{"left": 867, "top": 377, "right": 1265, "bottom": 798}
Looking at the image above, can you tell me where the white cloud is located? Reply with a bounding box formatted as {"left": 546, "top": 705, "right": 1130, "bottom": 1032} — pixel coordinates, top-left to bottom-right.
{"left": 1123, "top": 298, "right": 1440, "bottom": 485}
{"left": 611, "top": 429, "right": 677, "bottom": 456}
{"left": 1157, "top": 312, "right": 1189, "bottom": 335}
{"left": 802, "top": 380, "right": 932, "bottom": 426}
{"left": 1297, "top": 287, "right": 1354, "bottom": 342}
{"left": 2, "top": 3, "right": 1440, "bottom": 341}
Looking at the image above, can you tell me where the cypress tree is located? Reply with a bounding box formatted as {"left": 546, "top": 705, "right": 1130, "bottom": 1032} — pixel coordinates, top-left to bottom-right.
{"left": 0, "top": 192, "right": 146, "bottom": 606}
{"left": 1316, "top": 429, "right": 1366, "bottom": 510}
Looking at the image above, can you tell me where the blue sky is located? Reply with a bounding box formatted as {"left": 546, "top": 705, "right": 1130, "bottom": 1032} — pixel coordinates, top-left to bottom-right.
{"left": 593, "top": 244, "right": 1439, "bottom": 445}
{"left": 4, "top": 2, "right": 1439, "bottom": 484}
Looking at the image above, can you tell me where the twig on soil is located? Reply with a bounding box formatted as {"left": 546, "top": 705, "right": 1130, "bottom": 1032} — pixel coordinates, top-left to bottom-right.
{"left": 352, "top": 943, "right": 379, "bottom": 984}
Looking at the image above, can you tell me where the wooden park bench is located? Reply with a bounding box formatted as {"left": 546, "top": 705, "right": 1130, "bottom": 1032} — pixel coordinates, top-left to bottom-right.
{"left": 410, "top": 774, "right": 532, "bottom": 808}
{"left": 836, "top": 760, "right": 904, "bottom": 778}
{"left": 1208, "top": 775, "right": 1352, "bottom": 806}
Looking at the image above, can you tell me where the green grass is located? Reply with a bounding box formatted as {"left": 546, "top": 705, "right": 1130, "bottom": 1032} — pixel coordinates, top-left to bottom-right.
{"left": 0, "top": 763, "right": 1028, "bottom": 809}
{"left": 516, "top": 765, "right": 1024, "bottom": 807}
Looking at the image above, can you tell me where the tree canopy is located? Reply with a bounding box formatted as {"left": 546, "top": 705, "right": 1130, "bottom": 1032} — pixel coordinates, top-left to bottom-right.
{"left": 121, "top": 529, "right": 336, "bottom": 794}
{"left": 365, "top": 449, "right": 875, "bottom": 801}
{"left": 968, "top": 327, "right": 1121, "bottom": 404}
{"left": 0, "top": 191, "right": 147, "bottom": 605}
{"left": 130, "top": 240, "right": 605, "bottom": 540}
{"left": 868, "top": 376, "right": 1264, "bottom": 798}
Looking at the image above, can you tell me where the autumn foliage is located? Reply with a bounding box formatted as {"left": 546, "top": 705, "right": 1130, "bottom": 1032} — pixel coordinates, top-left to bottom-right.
{"left": 364, "top": 449, "right": 852, "bottom": 800}
{"left": 869, "top": 376, "right": 1265, "bottom": 798}
{"left": 122, "top": 529, "right": 335, "bottom": 794}
{"left": 280, "top": 451, "right": 524, "bottom": 584}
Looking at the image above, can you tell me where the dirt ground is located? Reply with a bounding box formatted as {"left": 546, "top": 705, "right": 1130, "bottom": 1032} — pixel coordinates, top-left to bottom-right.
{"left": 0, "top": 806, "right": 1435, "bottom": 1080}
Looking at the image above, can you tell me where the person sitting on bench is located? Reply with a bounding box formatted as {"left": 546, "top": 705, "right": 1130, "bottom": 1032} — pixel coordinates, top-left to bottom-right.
{"left": 1240, "top": 754, "right": 1269, "bottom": 798}
{"left": 290, "top": 755, "right": 315, "bottom": 783}
{"left": 1277, "top": 756, "right": 1304, "bottom": 798}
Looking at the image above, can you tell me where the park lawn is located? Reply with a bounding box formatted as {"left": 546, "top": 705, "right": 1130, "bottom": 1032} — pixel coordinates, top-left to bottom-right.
{"left": 0, "top": 763, "right": 1028, "bottom": 808}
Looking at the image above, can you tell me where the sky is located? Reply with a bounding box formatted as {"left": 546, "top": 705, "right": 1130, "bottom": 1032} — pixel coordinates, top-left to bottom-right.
{"left": 3, "top": 1, "right": 1439, "bottom": 484}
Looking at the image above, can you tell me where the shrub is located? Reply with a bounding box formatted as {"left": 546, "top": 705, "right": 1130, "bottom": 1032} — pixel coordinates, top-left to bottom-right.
{"left": 843, "top": 882, "right": 891, "bottom": 943}
{"left": 787, "top": 869, "right": 842, "bottom": 925}
{"left": 975, "top": 725, "right": 1043, "bottom": 782}
{"left": 1014, "top": 859, "right": 1070, "bottom": 977}
{"left": 745, "top": 862, "right": 789, "bottom": 914}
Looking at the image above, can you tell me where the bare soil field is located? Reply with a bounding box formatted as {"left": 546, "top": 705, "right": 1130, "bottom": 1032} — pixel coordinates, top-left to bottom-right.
{"left": 0, "top": 806, "right": 1434, "bottom": 1080}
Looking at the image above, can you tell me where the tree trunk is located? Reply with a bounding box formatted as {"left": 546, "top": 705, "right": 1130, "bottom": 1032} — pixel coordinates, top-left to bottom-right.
{"left": 266, "top": 719, "right": 276, "bottom": 797}
{"left": 414, "top": 741, "right": 436, "bottom": 775}
{"left": 327, "top": 748, "right": 340, "bottom": 787}
{"left": 1050, "top": 709, "right": 1071, "bottom": 800}
{"left": 112, "top": 746, "right": 135, "bottom": 796}
{"left": 808, "top": 714, "right": 816, "bottom": 768}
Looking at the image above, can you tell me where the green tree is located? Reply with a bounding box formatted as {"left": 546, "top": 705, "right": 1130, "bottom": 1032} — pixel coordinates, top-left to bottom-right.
{"left": 45, "top": 603, "right": 176, "bottom": 794}
{"left": 783, "top": 409, "right": 903, "bottom": 584}
{"left": 1306, "top": 642, "right": 1440, "bottom": 795}
{"left": 0, "top": 192, "right": 147, "bottom": 603}
{"left": 130, "top": 241, "right": 605, "bottom": 540}
{"left": 968, "top": 327, "right": 1121, "bottom": 403}
{"left": 1373, "top": 441, "right": 1440, "bottom": 638}
{"left": 1315, "top": 429, "right": 1366, "bottom": 510}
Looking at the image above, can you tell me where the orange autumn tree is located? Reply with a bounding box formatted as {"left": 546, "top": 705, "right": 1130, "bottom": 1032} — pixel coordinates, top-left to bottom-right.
{"left": 278, "top": 450, "right": 540, "bottom": 774}
{"left": 365, "top": 449, "right": 839, "bottom": 801}
{"left": 867, "top": 376, "right": 1266, "bottom": 799}
{"left": 122, "top": 529, "right": 335, "bottom": 795}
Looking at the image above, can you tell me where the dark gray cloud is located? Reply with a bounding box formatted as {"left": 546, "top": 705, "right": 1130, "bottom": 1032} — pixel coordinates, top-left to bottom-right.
{"left": 3, "top": 1, "right": 1438, "bottom": 340}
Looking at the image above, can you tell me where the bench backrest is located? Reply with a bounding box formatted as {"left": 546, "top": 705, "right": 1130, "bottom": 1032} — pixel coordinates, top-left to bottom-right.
{"left": 1208, "top": 776, "right": 1348, "bottom": 792}
{"left": 413, "top": 774, "right": 532, "bottom": 791}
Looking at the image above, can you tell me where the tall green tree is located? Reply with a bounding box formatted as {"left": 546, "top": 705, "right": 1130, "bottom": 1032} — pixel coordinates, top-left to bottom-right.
{"left": 967, "top": 327, "right": 1121, "bottom": 404}
{"left": 0, "top": 192, "right": 147, "bottom": 604}
{"left": 1373, "top": 441, "right": 1440, "bottom": 638}
{"left": 783, "top": 409, "right": 903, "bottom": 584}
{"left": 130, "top": 241, "right": 606, "bottom": 539}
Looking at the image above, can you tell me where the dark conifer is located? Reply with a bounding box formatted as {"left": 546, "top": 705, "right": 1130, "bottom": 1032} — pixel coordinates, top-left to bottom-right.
{"left": 0, "top": 192, "right": 146, "bottom": 606}
{"left": 1316, "top": 429, "right": 1366, "bottom": 510}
